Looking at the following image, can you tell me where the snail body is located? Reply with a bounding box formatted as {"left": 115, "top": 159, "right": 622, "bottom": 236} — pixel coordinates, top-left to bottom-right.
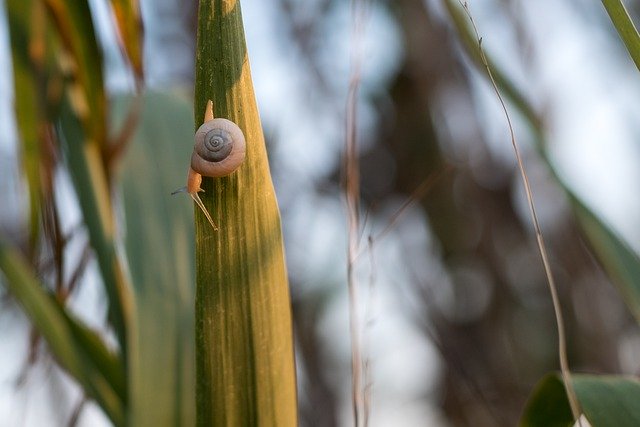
{"left": 172, "top": 100, "right": 246, "bottom": 230}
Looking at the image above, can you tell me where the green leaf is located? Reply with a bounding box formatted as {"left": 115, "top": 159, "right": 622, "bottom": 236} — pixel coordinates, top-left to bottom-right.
{"left": 6, "top": 0, "right": 44, "bottom": 251}
{"left": 58, "top": 98, "right": 134, "bottom": 360}
{"left": 194, "top": 1, "right": 297, "bottom": 425}
{"left": 60, "top": 307, "right": 127, "bottom": 403}
{"left": 108, "top": 0, "right": 144, "bottom": 79}
{"left": 521, "top": 374, "right": 574, "bottom": 427}
{"left": 0, "top": 240, "right": 125, "bottom": 426}
{"left": 522, "top": 373, "right": 640, "bottom": 427}
{"left": 44, "top": 0, "right": 107, "bottom": 148}
{"left": 117, "top": 91, "right": 196, "bottom": 426}
{"left": 571, "top": 195, "right": 640, "bottom": 323}
{"left": 601, "top": 0, "right": 640, "bottom": 73}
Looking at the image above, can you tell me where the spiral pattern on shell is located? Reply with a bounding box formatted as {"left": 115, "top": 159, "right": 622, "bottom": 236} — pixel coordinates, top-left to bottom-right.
{"left": 191, "top": 118, "right": 246, "bottom": 177}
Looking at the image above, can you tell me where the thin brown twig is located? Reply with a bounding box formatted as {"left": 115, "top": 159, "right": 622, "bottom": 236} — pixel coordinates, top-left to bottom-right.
{"left": 345, "top": 39, "right": 363, "bottom": 427}
{"left": 458, "top": 1, "right": 582, "bottom": 423}
{"left": 64, "top": 243, "right": 92, "bottom": 299}
{"left": 345, "top": 0, "right": 369, "bottom": 425}
{"left": 67, "top": 395, "right": 87, "bottom": 427}
{"left": 362, "top": 235, "right": 377, "bottom": 427}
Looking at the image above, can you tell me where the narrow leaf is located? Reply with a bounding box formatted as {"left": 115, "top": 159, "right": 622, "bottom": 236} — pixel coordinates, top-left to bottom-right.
{"left": 44, "top": 0, "right": 107, "bottom": 148}
{"left": 194, "top": 1, "right": 297, "bottom": 425}
{"left": 571, "top": 195, "right": 640, "bottom": 322}
{"left": 58, "top": 99, "right": 134, "bottom": 360}
{"left": 0, "top": 240, "right": 125, "bottom": 426}
{"left": 108, "top": 0, "right": 144, "bottom": 79}
{"left": 7, "top": 0, "right": 44, "bottom": 250}
{"left": 601, "top": 0, "right": 640, "bottom": 72}
{"left": 60, "top": 307, "right": 127, "bottom": 402}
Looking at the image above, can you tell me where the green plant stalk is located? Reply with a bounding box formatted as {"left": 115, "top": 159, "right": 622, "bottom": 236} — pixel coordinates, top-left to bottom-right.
{"left": 193, "top": 1, "right": 297, "bottom": 425}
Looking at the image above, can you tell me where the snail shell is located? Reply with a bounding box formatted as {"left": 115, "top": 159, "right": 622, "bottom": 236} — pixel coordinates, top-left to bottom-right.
{"left": 172, "top": 100, "right": 245, "bottom": 231}
{"left": 191, "top": 118, "right": 246, "bottom": 178}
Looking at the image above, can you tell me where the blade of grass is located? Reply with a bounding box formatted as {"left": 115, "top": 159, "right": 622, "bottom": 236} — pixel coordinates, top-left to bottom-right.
{"left": 44, "top": 0, "right": 107, "bottom": 150}
{"left": 6, "top": 0, "right": 45, "bottom": 252}
{"left": 60, "top": 308, "right": 127, "bottom": 401}
{"left": 107, "top": 0, "right": 144, "bottom": 80}
{"left": 193, "top": 1, "right": 297, "bottom": 425}
{"left": 601, "top": 0, "right": 640, "bottom": 72}
{"left": 0, "top": 240, "right": 125, "bottom": 426}
{"left": 58, "top": 98, "right": 133, "bottom": 363}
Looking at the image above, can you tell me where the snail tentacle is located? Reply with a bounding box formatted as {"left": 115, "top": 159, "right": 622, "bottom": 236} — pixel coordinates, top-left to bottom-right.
{"left": 190, "top": 191, "right": 218, "bottom": 231}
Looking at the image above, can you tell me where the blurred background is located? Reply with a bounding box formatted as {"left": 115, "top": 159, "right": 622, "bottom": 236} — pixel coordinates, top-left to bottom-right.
{"left": 1, "top": 0, "right": 640, "bottom": 425}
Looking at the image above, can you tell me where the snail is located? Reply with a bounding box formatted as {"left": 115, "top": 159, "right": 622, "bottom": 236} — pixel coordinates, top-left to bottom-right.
{"left": 172, "top": 100, "right": 246, "bottom": 230}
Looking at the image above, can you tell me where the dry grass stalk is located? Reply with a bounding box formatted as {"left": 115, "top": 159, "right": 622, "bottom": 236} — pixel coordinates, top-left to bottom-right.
{"left": 459, "top": 1, "right": 582, "bottom": 423}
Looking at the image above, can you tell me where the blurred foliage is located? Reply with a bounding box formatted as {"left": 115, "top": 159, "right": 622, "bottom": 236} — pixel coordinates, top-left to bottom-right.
{"left": 2, "top": 0, "right": 295, "bottom": 424}
{"left": 117, "top": 91, "right": 196, "bottom": 426}
{"left": 522, "top": 373, "right": 640, "bottom": 427}
{"left": 1, "top": 0, "right": 640, "bottom": 426}
{"left": 279, "top": 0, "right": 640, "bottom": 425}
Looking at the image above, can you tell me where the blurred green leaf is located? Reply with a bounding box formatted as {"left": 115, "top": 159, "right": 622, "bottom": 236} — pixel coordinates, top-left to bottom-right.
{"left": 108, "top": 0, "right": 144, "bottom": 79}
{"left": 571, "top": 195, "right": 640, "bottom": 323}
{"left": 522, "top": 373, "right": 640, "bottom": 427}
{"left": 59, "top": 99, "right": 133, "bottom": 360}
{"left": 520, "top": 374, "right": 574, "bottom": 427}
{"left": 0, "top": 240, "right": 125, "bottom": 426}
{"left": 601, "top": 0, "right": 640, "bottom": 72}
{"left": 60, "top": 307, "right": 127, "bottom": 402}
{"left": 117, "top": 91, "right": 196, "bottom": 426}
{"left": 193, "top": 1, "right": 297, "bottom": 424}
{"left": 7, "top": 0, "right": 44, "bottom": 251}
{"left": 44, "top": 0, "right": 107, "bottom": 148}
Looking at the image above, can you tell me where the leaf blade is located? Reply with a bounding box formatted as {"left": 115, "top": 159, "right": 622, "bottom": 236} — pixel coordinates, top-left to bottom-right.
{"left": 194, "top": 1, "right": 297, "bottom": 425}
{"left": 117, "top": 91, "right": 197, "bottom": 426}
{"left": 108, "top": 0, "right": 144, "bottom": 79}
{"left": 0, "top": 240, "right": 125, "bottom": 426}
{"left": 44, "top": 0, "right": 107, "bottom": 148}
{"left": 6, "top": 0, "right": 44, "bottom": 251}
{"left": 58, "top": 99, "right": 134, "bottom": 361}
{"left": 601, "top": 0, "right": 640, "bottom": 72}
{"left": 522, "top": 373, "right": 640, "bottom": 427}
